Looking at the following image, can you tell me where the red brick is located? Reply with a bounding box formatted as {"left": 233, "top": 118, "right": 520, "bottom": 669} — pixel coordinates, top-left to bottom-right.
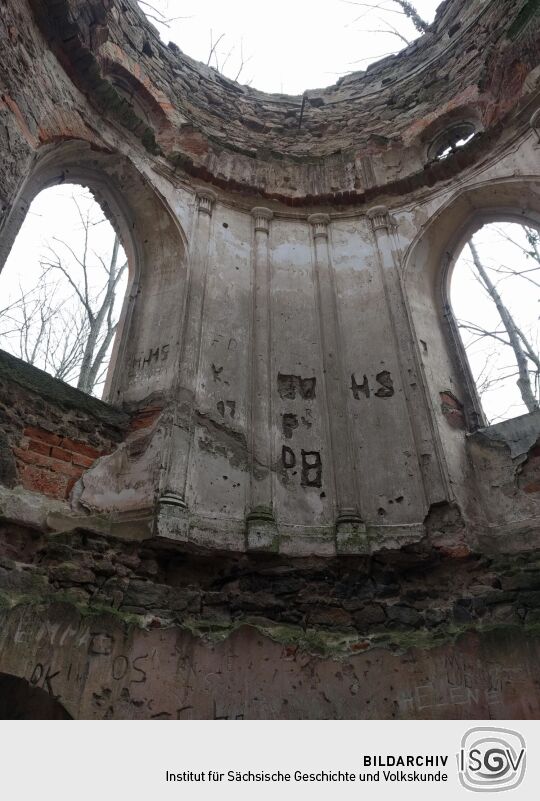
{"left": 440, "top": 391, "right": 462, "bottom": 409}
{"left": 65, "top": 476, "right": 79, "bottom": 497}
{"left": 523, "top": 480, "right": 540, "bottom": 494}
{"left": 14, "top": 447, "right": 83, "bottom": 478}
{"left": 51, "top": 446, "right": 72, "bottom": 463}
{"left": 72, "top": 453, "right": 96, "bottom": 468}
{"left": 18, "top": 463, "right": 69, "bottom": 500}
{"left": 129, "top": 407, "right": 162, "bottom": 431}
{"left": 23, "top": 426, "right": 62, "bottom": 446}
{"left": 27, "top": 439, "right": 51, "bottom": 456}
{"left": 59, "top": 437, "right": 103, "bottom": 460}
{"left": 440, "top": 391, "right": 466, "bottom": 430}
{"left": 14, "top": 446, "right": 55, "bottom": 470}
{"left": 52, "top": 461, "right": 84, "bottom": 479}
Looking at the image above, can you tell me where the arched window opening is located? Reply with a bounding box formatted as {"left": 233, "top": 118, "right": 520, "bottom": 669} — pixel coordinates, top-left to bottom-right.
{"left": 0, "top": 673, "right": 72, "bottom": 719}
{"left": 451, "top": 221, "right": 540, "bottom": 425}
{"left": 0, "top": 184, "right": 128, "bottom": 398}
{"left": 429, "top": 122, "right": 476, "bottom": 161}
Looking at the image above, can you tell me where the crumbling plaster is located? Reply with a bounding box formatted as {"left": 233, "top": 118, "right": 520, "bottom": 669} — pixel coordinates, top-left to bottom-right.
{"left": 0, "top": 0, "right": 540, "bottom": 718}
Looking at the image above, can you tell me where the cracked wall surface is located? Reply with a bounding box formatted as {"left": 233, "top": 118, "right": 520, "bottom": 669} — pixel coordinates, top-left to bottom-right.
{"left": 0, "top": 0, "right": 540, "bottom": 718}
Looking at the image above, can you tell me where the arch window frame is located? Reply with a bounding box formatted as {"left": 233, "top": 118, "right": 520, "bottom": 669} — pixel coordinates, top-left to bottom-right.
{"left": 0, "top": 140, "right": 189, "bottom": 405}
{"left": 427, "top": 122, "right": 477, "bottom": 162}
{"left": 440, "top": 208, "right": 540, "bottom": 431}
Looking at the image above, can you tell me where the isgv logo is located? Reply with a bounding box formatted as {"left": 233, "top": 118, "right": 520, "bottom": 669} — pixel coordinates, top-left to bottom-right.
{"left": 458, "top": 727, "right": 526, "bottom": 793}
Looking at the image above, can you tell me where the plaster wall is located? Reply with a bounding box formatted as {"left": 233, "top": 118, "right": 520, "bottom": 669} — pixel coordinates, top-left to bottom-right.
{"left": 0, "top": 0, "right": 540, "bottom": 718}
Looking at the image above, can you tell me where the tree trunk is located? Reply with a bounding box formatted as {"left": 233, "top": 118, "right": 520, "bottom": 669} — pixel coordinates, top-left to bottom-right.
{"left": 392, "top": 1, "right": 429, "bottom": 33}
{"left": 76, "top": 235, "right": 120, "bottom": 393}
{"left": 469, "top": 239, "right": 539, "bottom": 413}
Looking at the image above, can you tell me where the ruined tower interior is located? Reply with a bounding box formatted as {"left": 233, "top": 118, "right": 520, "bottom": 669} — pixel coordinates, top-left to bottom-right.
{"left": 0, "top": 0, "right": 540, "bottom": 719}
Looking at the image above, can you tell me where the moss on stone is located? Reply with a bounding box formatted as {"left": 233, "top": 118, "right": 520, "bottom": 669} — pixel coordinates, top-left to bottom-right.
{"left": 0, "top": 588, "right": 143, "bottom": 630}
{"left": 179, "top": 615, "right": 540, "bottom": 659}
{"left": 0, "top": 590, "right": 15, "bottom": 610}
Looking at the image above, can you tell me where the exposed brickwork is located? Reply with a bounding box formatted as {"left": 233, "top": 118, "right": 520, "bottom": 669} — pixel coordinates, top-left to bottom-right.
{"left": 18, "top": 0, "right": 537, "bottom": 202}
{"left": 128, "top": 406, "right": 162, "bottom": 432}
{"left": 440, "top": 390, "right": 466, "bottom": 430}
{"left": 0, "top": 351, "right": 128, "bottom": 500}
{"left": 12, "top": 429, "right": 108, "bottom": 500}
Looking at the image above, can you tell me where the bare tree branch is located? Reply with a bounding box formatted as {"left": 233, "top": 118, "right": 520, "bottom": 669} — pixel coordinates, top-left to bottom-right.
{"left": 137, "top": 1, "right": 192, "bottom": 28}
{"left": 207, "top": 30, "right": 226, "bottom": 68}
{"left": 342, "top": 0, "right": 428, "bottom": 32}
{"left": 0, "top": 192, "right": 128, "bottom": 396}
{"left": 468, "top": 237, "right": 539, "bottom": 413}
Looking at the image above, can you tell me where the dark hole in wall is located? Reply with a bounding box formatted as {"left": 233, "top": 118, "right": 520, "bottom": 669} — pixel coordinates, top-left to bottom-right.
{"left": 0, "top": 673, "right": 72, "bottom": 719}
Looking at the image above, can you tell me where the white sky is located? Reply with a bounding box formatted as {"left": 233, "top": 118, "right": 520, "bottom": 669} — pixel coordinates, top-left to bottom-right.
{"left": 452, "top": 225, "right": 540, "bottom": 424}
{"left": 0, "top": 186, "right": 127, "bottom": 395}
{"left": 142, "top": 0, "right": 442, "bottom": 94}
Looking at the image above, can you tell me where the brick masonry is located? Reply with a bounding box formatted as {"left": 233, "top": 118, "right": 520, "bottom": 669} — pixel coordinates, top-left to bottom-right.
{"left": 0, "top": 350, "right": 127, "bottom": 501}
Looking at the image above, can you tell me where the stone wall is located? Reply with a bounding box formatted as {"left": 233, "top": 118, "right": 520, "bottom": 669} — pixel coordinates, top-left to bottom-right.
{"left": 25, "top": 0, "right": 540, "bottom": 200}
{"left": 0, "top": 351, "right": 127, "bottom": 501}
{"left": 2, "top": 498, "right": 540, "bottom": 719}
{"left": 0, "top": 0, "right": 540, "bottom": 718}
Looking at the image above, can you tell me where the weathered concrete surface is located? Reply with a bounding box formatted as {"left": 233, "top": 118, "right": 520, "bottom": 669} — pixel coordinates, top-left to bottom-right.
{"left": 0, "top": 0, "right": 539, "bottom": 717}
{"left": 0, "top": 521, "right": 540, "bottom": 718}
{"left": 1, "top": 604, "right": 540, "bottom": 720}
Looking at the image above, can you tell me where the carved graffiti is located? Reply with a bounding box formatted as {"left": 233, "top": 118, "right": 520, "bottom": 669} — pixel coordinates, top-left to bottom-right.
{"left": 132, "top": 654, "right": 148, "bottom": 684}
{"left": 351, "top": 370, "right": 394, "bottom": 399}
{"left": 217, "top": 400, "right": 236, "bottom": 418}
{"left": 130, "top": 344, "right": 170, "bottom": 373}
{"left": 282, "top": 413, "right": 299, "bottom": 439}
{"left": 29, "top": 663, "right": 61, "bottom": 698}
{"left": 90, "top": 633, "right": 114, "bottom": 655}
{"left": 375, "top": 370, "right": 394, "bottom": 398}
{"left": 301, "top": 450, "right": 323, "bottom": 488}
{"left": 351, "top": 373, "right": 370, "bottom": 399}
{"left": 112, "top": 653, "right": 149, "bottom": 683}
{"left": 282, "top": 446, "right": 296, "bottom": 469}
{"left": 281, "top": 411, "right": 314, "bottom": 437}
{"left": 278, "top": 375, "right": 321, "bottom": 488}
{"left": 112, "top": 655, "right": 129, "bottom": 680}
{"left": 277, "top": 373, "right": 316, "bottom": 400}
{"left": 282, "top": 446, "right": 322, "bottom": 488}
{"left": 213, "top": 700, "right": 244, "bottom": 719}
